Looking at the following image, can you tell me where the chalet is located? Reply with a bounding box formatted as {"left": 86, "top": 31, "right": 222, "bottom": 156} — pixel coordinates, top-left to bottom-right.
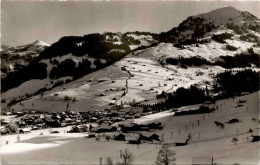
{"left": 1, "top": 128, "right": 8, "bottom": 135}
{"left": 122, "top": 105, "right": 131, "bottom": 108}
{"left": 170, "top": 108, "right": 179, "bottom": 112}
{"left": 60, "top": 122, "right": 67, "bottom": 127}
{"left": 98, "top": 123, "right": 116, "bottom": 133}
{"left": 19, "top": 128, "right": 31, "bottom": 134}
{"left": 148, "top": 122, "right": 163, "bottom": 130}
{"left": 64, "top": 118, "right": 73, "bottom": 123}
{"left": 91, "top": 123, "right": 116, "bottom": 133}
{"left": 125, "top": 115, "right": 132, "bottom": 119}
{"left": 175, "top": 139, "right": 189, "bottom": 146}
{"left": 1, "top": 120, "right": 11, "bottom": 125}
{"left": 226, "top": 118, "right": 240, "bottom": 124}
{"left": 32, "top": 126, "right": 39, "bottom": 130}
{"left": 121, "top": 123, "right": 141, "bottom": 132}
{"left": 113, "top": 133, "right": 126, "bottom": 141}
{"left": 237, "top": 103, "right": 243, "bottom": 107}
{"left": 87, "top": 132, "right": 96, "bottom": 138}
{"left": 50, "top": 130, "right": 59, "bottom": 134}
{"left": 70, "top": 125, "right": 88, "bottom": 133}
{"left": 36, "top": 123, "right": 43, "bottom": 127}
{"left": 90, "top": 117, "right": 97, "bottom": 122}
{"left": 134, "top": 113, "right": 142, "bottom": 118}
{"left": 252, "top": 136, "right": 260, "bottom": 142}
{"left": 238, "top": 99, "right": 247, "bottom": 103}
{"left": 140, "top": 132, "right": 160, "bottom": 142}
{"left": 252, "top": 132, "right": 260, "bottom": 142}
{"left": 90, "top": 126, "right": 99, "bottom": 132}
{"left": 126, "top": 135, "right": 141, "bottom": 144}
{"left": 140, "top": 126, "right": 149, "bottom": 131}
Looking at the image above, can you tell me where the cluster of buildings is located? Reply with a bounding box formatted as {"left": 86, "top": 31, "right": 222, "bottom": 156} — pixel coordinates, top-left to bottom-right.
{"left": 0, "top": 105, "right": 160, "bottom": 136}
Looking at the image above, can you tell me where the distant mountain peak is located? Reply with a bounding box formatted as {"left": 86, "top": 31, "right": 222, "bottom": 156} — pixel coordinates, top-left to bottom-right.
{"left": 160, "top": 6, "right": 260, "bottom": 43}
{"left": 195, "top": 6, "right": 259, "bottom": 26}
{"left": 31, "top": 40, "right": 50, "bottom": 47}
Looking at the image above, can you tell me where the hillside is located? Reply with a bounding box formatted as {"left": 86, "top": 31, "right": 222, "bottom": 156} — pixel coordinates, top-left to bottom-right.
{"left": 1, "top": 32, "right": 157, "bottom": 92}
{"left": 1, "top": 6, "right": 259, "bottom": 113}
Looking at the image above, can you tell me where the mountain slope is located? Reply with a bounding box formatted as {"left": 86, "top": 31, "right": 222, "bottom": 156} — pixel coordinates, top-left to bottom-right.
{"left": 1, "top": 6, "right": 259, "bottom": 113}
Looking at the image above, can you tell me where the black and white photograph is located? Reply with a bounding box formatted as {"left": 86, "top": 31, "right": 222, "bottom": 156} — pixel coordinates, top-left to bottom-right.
{"left": 1, "top": 0, "right": 260, "bottom": 164}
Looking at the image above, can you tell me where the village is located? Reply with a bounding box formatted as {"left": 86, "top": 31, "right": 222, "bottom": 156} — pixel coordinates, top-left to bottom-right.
{"left": 1, "top": 90, "right": 259, "bottom": 164}
{"left": 0, "top": 97, "right": 217, "bottom": 142}
{"left": 1, "top": 93, "right": 258, "bottom": 146}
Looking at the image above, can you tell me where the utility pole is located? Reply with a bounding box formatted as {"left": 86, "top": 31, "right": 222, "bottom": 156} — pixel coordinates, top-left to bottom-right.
{"left": 161, "top": 133, "right": 164, "bottom": 142}
{"left": 100, "top": 158, "right": 102, "bottom": 165}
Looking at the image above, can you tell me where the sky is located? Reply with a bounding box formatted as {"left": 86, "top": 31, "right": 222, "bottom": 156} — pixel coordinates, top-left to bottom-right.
{"left": 1, "top": 1, "right": 260, "bottom": 46}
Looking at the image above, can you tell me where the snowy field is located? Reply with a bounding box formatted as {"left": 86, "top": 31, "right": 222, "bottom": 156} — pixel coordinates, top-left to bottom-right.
{"left": 1, "top": 92, "right": 259, "bottom": 165}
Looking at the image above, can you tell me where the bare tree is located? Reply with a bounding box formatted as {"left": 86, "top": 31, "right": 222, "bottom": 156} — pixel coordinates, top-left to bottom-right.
{"left": 106, "top": 157, "right": 113, "bottom": 165}
{"left": 187, "top": 133, "right": 192, "bottom": 141}
{"left": 156, "top": 144, "right": 176, "bottom": 165}
{"left": 121, "top": 149, "right": 134, "bottom": 165}
{"left": 232, "top": 137, "right": 238, "bottom": 146}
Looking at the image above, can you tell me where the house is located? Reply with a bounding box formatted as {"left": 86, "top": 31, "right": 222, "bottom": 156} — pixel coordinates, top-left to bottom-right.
{"left": 90, "top": 123, "right": 116, "bottom": 133}
{"left": 170, "top": 108, "right": 179, "bottom": 112}
{"left": 70, "top": 125, "right": 88, "bottom": 133}
{"left": 140, "top": 126, "right": 149, "bottom": 131}
{"left": 252, "top": 132, "right": 260, "bottom": 142}
{"left": 121, "top": 123, "right": 141, "bottom": 132}
{"left": 238, "top": 99, "right": 247, "bottom": 103}
{"left": 87, "top": 132, "right": 96, "bottom": 138}
{"left": 113, "top": 133, "right": 126, "bottom": 141}
{"left": 226, "top": 118, "right": 240, "bottom": 124}
{"left": 32, "top": 126, "right": 39, "bottom": 130}
{"left": 134, "top": 113, "right": 142, "bottom": 118}
{"left": 140, "top": 132, "right": 160, "bottom": 141}
{"left": 90, "top": 117, "right": 97, "bottom": 122}
{"left": 1, "top": 128, "right": 8, "bottom": 135}
{"left": 98, "top": 123, "right": 117, "bottom": 133}
{"left": 50, "top": 130, "right": 59, "bottom": 134}
{"left": 148, "top": 122, "right": 163, "bottom": 130}
{"left": 19, "top": 128, "right": 31, "bottom": 134}
{"left": 252, "top": 136, "right": 260, "bottom": 142}
{"left": 126, "top": 135, "right": 141, "bottom": 144}
{"left": 175, "top": 139, "right": 189, "bottom": 146}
